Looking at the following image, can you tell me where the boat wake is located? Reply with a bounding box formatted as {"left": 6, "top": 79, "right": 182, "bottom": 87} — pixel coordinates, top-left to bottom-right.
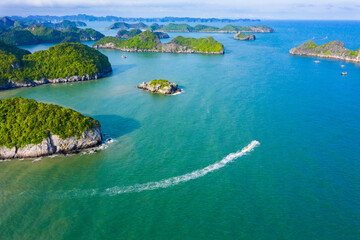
{"left": 51, "top": 140, "right": 260, "bottom": 199}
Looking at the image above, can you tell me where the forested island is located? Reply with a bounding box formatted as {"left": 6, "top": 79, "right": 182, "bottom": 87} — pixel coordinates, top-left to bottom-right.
{"left": 107, "top": 22, "right": 147, "bottom": 30}
{"left": 106, "top": 22, "right": 274, "bottom": 33}
{"left": 290, "top": 40, "right": 360, "bottom": 63}
{"left": 0, "top": 17, "right": 104, "bottom": 45}
{"left": 116, "top": 29, "right": 169, "bottom": 39}
{"left": 234, "top": 32, "right": 256, "bottom": 40}
{"left": 94, "top": 31, "right": 225, "bottom": 54}
{"left": 0, "top": 97, "right": 102, "bottom": 159}
{"left": 0, "top": 41, "right": 112, "bottom": 90}
{"left": 138, "top": 79, "right": 182, "bottom": 95}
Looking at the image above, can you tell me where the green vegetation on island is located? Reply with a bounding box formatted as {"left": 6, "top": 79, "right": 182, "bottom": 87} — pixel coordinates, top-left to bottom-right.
{"left": 106, "top": 22, "right": 273, "bottom": 33}
{"left": 0, "top": 41, "right": 111, "bottom": 87}
{"left": 116, "top": 29, "right": 142, "bottom": 39}
{"left": 94, "top": 31, "right": 224, "bottom": 54}
{"left": 0, "top": 24, "right": 104, "bottom": 46}
{"left": 234, "top": 32, "right": 256, "bottom": 40}
{"left": 138, "top": 79, "right": 182, "bottom": 95}
{"left": 150, "top": 79, "right": 171, "bottom": 89}
{"left": 159, "top": 23, "right": 274, "bottom": 33}
{"left": 145, "top": 23, "right": 163, "bottom": 31}
{"left": 96, "top": 31, "right": 160, "bottom": 50}
{"left": 0, "top": 17, "right": 86, "bottom": 31}
{"left": 0, "top": 97, "right": 100, "bottom": 148}
{"left": 40, "top": 20, "right": 87, "bottom": 30}
{"left": 290, "top": 40, "right": 360, "bottom": 63}
{"left": 116, "top": 29, "right": 169, "bottom": 39}
{"left": 171, "top": 36, "right": 224, "bottom": 52}
{"left": 106, "top": 22, "right": 148, "bottom": 30}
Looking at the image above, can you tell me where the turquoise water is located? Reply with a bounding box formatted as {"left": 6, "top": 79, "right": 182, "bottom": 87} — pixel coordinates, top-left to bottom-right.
{"left": 1, "top": 21, "right": 360, "bottom": 239}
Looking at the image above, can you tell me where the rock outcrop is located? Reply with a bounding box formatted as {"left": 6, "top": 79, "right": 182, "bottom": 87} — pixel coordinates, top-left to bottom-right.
{"left": 138, "top": 80, "right": 182, "bottom": 95}
{"left": 290, "top": 40, "right": 360, "bottom": 63}
{"left": 0, "top": 66, "right": 112, "bottom": 90}
{"left": 234, "top": 32, "right": 255, "bottom": 40}
{"left": 0, "top": 127, "right": 102, "bottom": 159}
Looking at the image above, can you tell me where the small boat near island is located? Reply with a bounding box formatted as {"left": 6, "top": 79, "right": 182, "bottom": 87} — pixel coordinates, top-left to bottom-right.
{"left": 341, "top": 65, "right": 345, "bottom": 68}
{"left": 314, "top": 60, "right": 320, "bottom": 64}
{"left": 341, "top": 72, "right": 348, "bottom": 75}
{"left": 122, "top": 55, "right": 127, "bottom": 58}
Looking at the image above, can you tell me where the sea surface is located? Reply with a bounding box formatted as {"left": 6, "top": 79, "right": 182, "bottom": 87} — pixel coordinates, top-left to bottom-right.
{"left": 0, "top": 20, "right": 359, "bottom": 239}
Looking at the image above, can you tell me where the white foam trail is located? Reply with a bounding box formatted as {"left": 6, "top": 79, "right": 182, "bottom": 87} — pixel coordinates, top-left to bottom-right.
{"left": 52, "top": 141, "right": 260, "bottom": 198}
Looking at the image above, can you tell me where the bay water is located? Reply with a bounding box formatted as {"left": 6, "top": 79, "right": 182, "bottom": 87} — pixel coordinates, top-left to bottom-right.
{"left": 0, "top": 20, "right": 359, "bottom": 239}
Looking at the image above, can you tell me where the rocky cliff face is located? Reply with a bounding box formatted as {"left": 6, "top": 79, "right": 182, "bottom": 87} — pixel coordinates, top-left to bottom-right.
{"left": 0, "top": 66, "right": 112, "bottom": 90}
{"left": 0, "top": 127, "right": 102, "bottom": 159}
{"left": 290, "top": 40, "right": 360, "bottom": 63}
{"left": 138, "top": 81, "right": 182, "bottom": 95}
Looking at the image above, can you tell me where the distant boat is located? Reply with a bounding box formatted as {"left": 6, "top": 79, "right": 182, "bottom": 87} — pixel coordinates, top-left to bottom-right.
{"left": 341, "top": 65, "right": 345, "bottom": 68}
{"left": 341, "top": 72, "right": 347, "bottom": 75}
{"left": 314, "top": 60, "right": 320, "bottom": 64}
{"left": 122, "top": 55, "right": 127, "bottom": 58}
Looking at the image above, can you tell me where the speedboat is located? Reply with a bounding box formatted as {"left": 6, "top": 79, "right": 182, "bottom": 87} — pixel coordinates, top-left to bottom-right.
{"left": 341, "top": 72, "right": 348, "bottom": 76}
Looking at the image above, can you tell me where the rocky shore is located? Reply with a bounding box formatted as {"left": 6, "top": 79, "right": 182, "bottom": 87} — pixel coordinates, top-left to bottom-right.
{"left": 138, "top": 80, "right": 182, "bottom": 95}
{"left": 290, "top": 40, "right": 360, "bottom": 63}
{"left": 0, "top": 67, "right": 112, "bottom": 90}
{"left": 95, "top": 42, "right": 224, "bottom": 54}
{"left": 0, "top": 127, "right": 102, "bottom": 159}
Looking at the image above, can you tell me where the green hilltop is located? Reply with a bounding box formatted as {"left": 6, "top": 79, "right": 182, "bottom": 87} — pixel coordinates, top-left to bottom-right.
{"left": 0, "top": 41, "right": 111, "bottom": 86}
{"left": 94, "top": 31, "right": 224, "bottom": 54}
{"left": 0, "top": 25, "right": 104, "bottom": 45}
{"left": 0, "top": 97, "right": 100, "bottom": 148}
{"left": 171, "top": 36, "right": 224, "bottom": 52}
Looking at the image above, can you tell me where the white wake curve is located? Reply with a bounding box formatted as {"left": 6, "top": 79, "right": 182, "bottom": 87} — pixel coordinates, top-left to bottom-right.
{"left": 52, "top": 140, "right": 260, "bottom": 198}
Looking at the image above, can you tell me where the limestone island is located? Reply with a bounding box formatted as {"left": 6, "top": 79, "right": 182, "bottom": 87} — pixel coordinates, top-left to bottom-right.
{"left": 94, "top": 31, "right": 225, "bottom": 54}
{"left": 117, "top": 29, "right": 169, "bottom": 39}
{"left": 290, "top": 40, "right": 360, "bottom": 63}
{"left": 138, "top": 79, "right": 182, "bottom": 95}
{"left": 106, "top": 22, "right": 274, "bottom": 33}
{"left": 0, "top": 97, "right": 102, "bottom": 159}
{"left": 0, "top": 41, "right": 112, "bottom": 90}
{"left": 234, "top": 32, "right": 256, "bottom": 40}
{"left": 0, "top": 23, "right": 104, "bottom": 46}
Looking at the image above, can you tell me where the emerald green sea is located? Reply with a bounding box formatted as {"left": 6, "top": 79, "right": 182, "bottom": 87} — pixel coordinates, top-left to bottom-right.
{"left": 0, "top": 21, "right": 359, "bottom": 239}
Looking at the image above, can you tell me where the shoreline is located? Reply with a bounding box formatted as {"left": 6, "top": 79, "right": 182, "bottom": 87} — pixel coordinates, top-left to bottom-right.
{"left": 0, "top": 128, "right": 104, "bottom": 160}
{"left": 290, "top": 52, "right": 360, "bottom": 63}
{"left": 0, "top": 67, "right": 112, "bottom": 91}
{"left": 95, "top": 45, "right": 224, "bottom": 55}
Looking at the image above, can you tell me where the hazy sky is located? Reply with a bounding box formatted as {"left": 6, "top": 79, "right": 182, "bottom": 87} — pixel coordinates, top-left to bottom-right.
{"left": 1, "top": 0, "right": 360, "bottom": 20}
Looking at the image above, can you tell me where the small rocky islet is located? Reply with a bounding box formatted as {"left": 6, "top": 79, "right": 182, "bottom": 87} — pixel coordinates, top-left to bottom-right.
{"left": 0, "top": 97, "right": 102, "bottom": 159}
{"left": 290, "top": 40, "right": 360, "bottom": 63}
{"left": 234, "top": 32, "right": 256, "bottom": 40}
{"left": 138, "top": 79, "right": 182, "bottom": 95}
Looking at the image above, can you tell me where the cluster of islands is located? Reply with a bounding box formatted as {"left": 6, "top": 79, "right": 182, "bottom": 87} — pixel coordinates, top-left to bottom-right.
{"left": 0, "top": 16, "right": 359, "bottom": 159}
